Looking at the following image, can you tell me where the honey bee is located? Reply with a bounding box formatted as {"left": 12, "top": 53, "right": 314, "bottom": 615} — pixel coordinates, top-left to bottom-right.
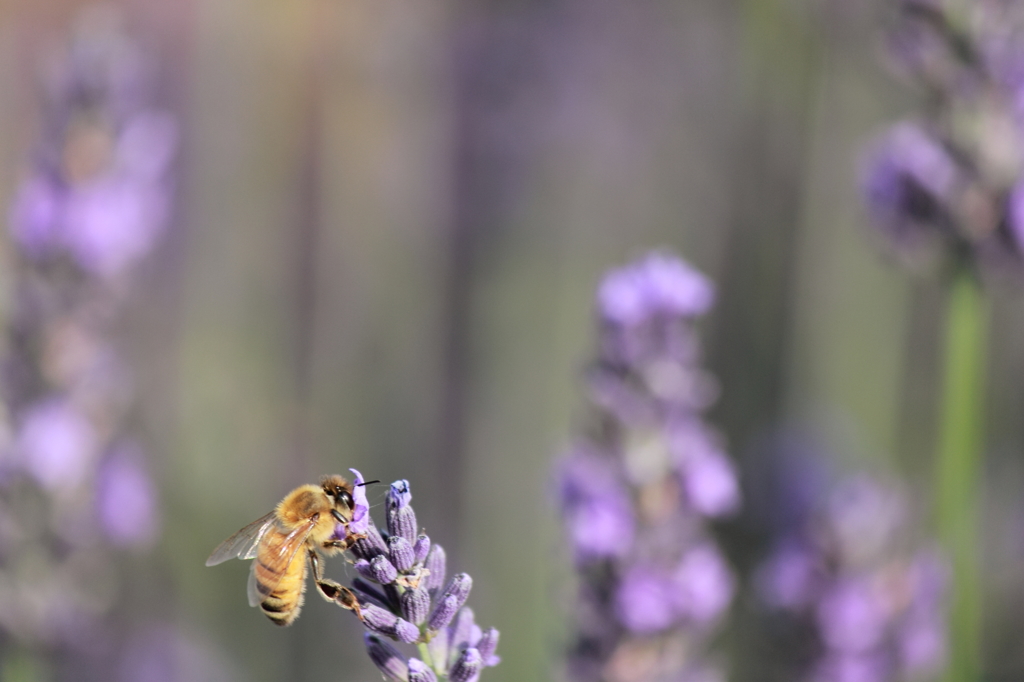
{"left": 206, "top": 474, "right": 368, "bottom": 626}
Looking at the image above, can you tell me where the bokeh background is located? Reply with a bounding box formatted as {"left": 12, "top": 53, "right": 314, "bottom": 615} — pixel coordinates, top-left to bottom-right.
{"left": 2, "top": 0, "right": 1024, "bottom": 680}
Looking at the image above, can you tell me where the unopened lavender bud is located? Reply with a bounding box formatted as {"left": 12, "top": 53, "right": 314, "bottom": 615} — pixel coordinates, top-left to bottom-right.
{"left": 388, "top": 506, "right": 418, "bottom": 545}
{"left": 449, "top": 607, "right": 479, "bottom": 652}
{"left": 362, "top": 604, "right": 400, "bottom": 635}
{"left": 477, "top": 628, "right": 500, "bottom": 666}
{"left": 389, "top": 535, "right": 416, "bottom": 572}
{"left": 413, "top": 534, "right": 431, "bottom": 563}
{"left": 364, "top": 633, "right": 409, "bottom": 681}
{"left": 353, "top": 524, "right": 388, "bottom": 560}
{"left": 370, "top": 555, "right": 399, "bottom": 584}
{"left": 352, "top": 578, "right": 389, "bottom": 608}
{"left": 439, "top": 573, "right": 473, "bottom": 610}
{"left": 427, "top": 594, "right": 460, "bottom": 632}
{"left": 394, "top": 617, "right": 420, "bottom": 643}
{"left": 354, "top": 558, "right": 376, "bottom": 581}
{"left": 425, "top": 545, "right": 447, "bottom": 592}
{"left": 401, "top": 587, "right": 431, "bottom": 625}
{"left": 449, "top": 647, "right": 483, "bottom": 682}
{"left": 407, "top": 658, "right": 438, "bottom": 682}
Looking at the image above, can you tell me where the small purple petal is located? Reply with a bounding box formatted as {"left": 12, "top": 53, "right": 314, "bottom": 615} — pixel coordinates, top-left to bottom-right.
{"left": 347, "top": 468, "right": 371, "bottom": 536}
{"left": 353, "top": 524, "right": 388, "bottom": 560}
{"left": 387, "top": 479, "right": 413, "bottom": 510}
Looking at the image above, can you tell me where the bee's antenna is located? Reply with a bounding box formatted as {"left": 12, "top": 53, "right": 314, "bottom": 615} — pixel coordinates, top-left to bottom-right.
{"left": 357, "top": 480, "right": 381, "bottom": 487}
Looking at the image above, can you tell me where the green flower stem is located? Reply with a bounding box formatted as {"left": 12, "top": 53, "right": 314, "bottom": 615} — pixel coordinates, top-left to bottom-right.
{"left": 417, "top": 641, "right": 435, "bottom": 674}
{"left": 936, "top": 267, "right": 988, "bottom": 682}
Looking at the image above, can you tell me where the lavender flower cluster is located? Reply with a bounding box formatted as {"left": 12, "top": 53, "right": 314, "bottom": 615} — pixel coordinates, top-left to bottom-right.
{"left": 346, "top": 480, "right": 500, "bottom": 682}
{"left": 556, "top": 253, "right": 739, "bottom": 682}
{"left": 0, "top": 7, "right": 172, "bottom": 662}
{"left": 861, "top": 0, "right": 1024, "bottom": 270}
{"left": 757, "top": 476, "right": 947, "bottom": 682}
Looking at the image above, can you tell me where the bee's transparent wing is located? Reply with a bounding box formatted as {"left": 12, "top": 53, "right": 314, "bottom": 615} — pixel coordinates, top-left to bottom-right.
{"left": 245, "top": 518, "right": 316, "bottom": 607}
{"left": 205, "top": 512, "right": 277, "bottom": 566}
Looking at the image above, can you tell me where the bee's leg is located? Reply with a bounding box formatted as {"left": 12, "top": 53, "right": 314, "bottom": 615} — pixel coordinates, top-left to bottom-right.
{"left": 308, "top": 550, "right": 363, "bottom": 620}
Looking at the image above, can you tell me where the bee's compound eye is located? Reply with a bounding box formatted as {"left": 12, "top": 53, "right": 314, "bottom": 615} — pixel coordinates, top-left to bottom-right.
{"left": 339, "top": 490, "right": 354, "bottom": 509}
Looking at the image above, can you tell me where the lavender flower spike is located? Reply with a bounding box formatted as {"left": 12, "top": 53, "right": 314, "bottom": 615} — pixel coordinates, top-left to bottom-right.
{"left": 556, "top": 252, "right": 737, "bottom": 682}
{"left": 333, "top": 479, "right": 499, "bottom": 680}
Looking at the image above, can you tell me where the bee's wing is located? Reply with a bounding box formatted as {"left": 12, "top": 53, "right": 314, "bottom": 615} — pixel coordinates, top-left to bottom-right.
{"left": 245, "top": 518, "right": 316, "bottom": 607}
{"left": 205, "top": 512, "right": 277, "bottom": 566}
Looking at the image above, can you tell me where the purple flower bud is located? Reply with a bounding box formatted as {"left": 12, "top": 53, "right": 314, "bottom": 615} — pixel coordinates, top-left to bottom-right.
{"left": 413, "top": 534, "right": 431, "bottom": 564}
{"left": 354, "top": 559, "right": 376, "bottom": 581}
{"left": 387, "top": 479, "right": 413, "bottom": 510}
{"left": 407, "top": 658, "right": 438, "bottom": 682}
{"left": 352, "top": 578, "right": 389, "bottom": 609}
{"left": 394, "top": 617, "right": 420, "bottom": 644}
{"left": 348, "top": 468, "right": 371, "bottom": 537}
{"left": 427, "top": 595, "right": 460, "bottom": 632}
{"left": 425, "top": 545, "right": 447, "bottom": 592}
{"left": 449, "top": 607, "right": 480, "bottom": 654}
{"left": 401, "top": 588, "right": 430, "bottom": 625}
{"left": 353, "top": 525, "right": 389, "bottom": 561}
{"left": 449, "top": 647, "right": 483, "bottom": 682}
{"left": 364, "top": 633, "right": 409, "bottom": 681}
{"left": 438, "top": 574, "right": 472, "bottom": 611}
{"left": 477, "top": 628, "right": 500, "bottom": 666}
{"left": 389, "top": 535, "right": 416, "bottom": 572}
{"left": 362, "top": 604, "right": 400, "bottom": 635}
{"left": 370, "top": 555, "right": 399, "bottom": 585}
{"left": 388, "top": 506, "right": 418, "bottom": 546}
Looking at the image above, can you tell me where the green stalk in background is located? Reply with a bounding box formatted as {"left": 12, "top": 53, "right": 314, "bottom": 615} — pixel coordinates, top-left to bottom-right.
{"left": 936, "top": 266, "right": 989, "bottom": 682}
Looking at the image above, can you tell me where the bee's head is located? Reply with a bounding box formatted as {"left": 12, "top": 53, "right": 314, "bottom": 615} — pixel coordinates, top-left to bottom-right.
{"left": 320, "top": 474, "right": 354, "bottom": 511}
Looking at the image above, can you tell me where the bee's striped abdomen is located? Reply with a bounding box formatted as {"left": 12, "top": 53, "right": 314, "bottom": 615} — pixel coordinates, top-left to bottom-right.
{"left": 254, "top": 537, "right": 308, "bottom": 626}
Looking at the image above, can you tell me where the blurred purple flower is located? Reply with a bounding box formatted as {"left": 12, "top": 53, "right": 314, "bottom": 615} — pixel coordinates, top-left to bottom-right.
{"left": 96, "top": 443, "right": 159, "bottom": 547}
{"left": 597, "top": 251, "right": 715, "bottom": 326}
{"left": 757, "top": 473, "right": 948, "bottom": 682}
{"left": 17, "top": 398, "right": 97, "bottom": 491}
{"left": 615, "top": 566, "right": 676, "bottom": 633}
{"left": 672, "top": 544, "right": 733, "bottom": 624}
{"left": 557, "top": 252, "right": 735, "bottom": 682}
{"left": 861, "top": 122, "right": 959, "bottom": 251}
